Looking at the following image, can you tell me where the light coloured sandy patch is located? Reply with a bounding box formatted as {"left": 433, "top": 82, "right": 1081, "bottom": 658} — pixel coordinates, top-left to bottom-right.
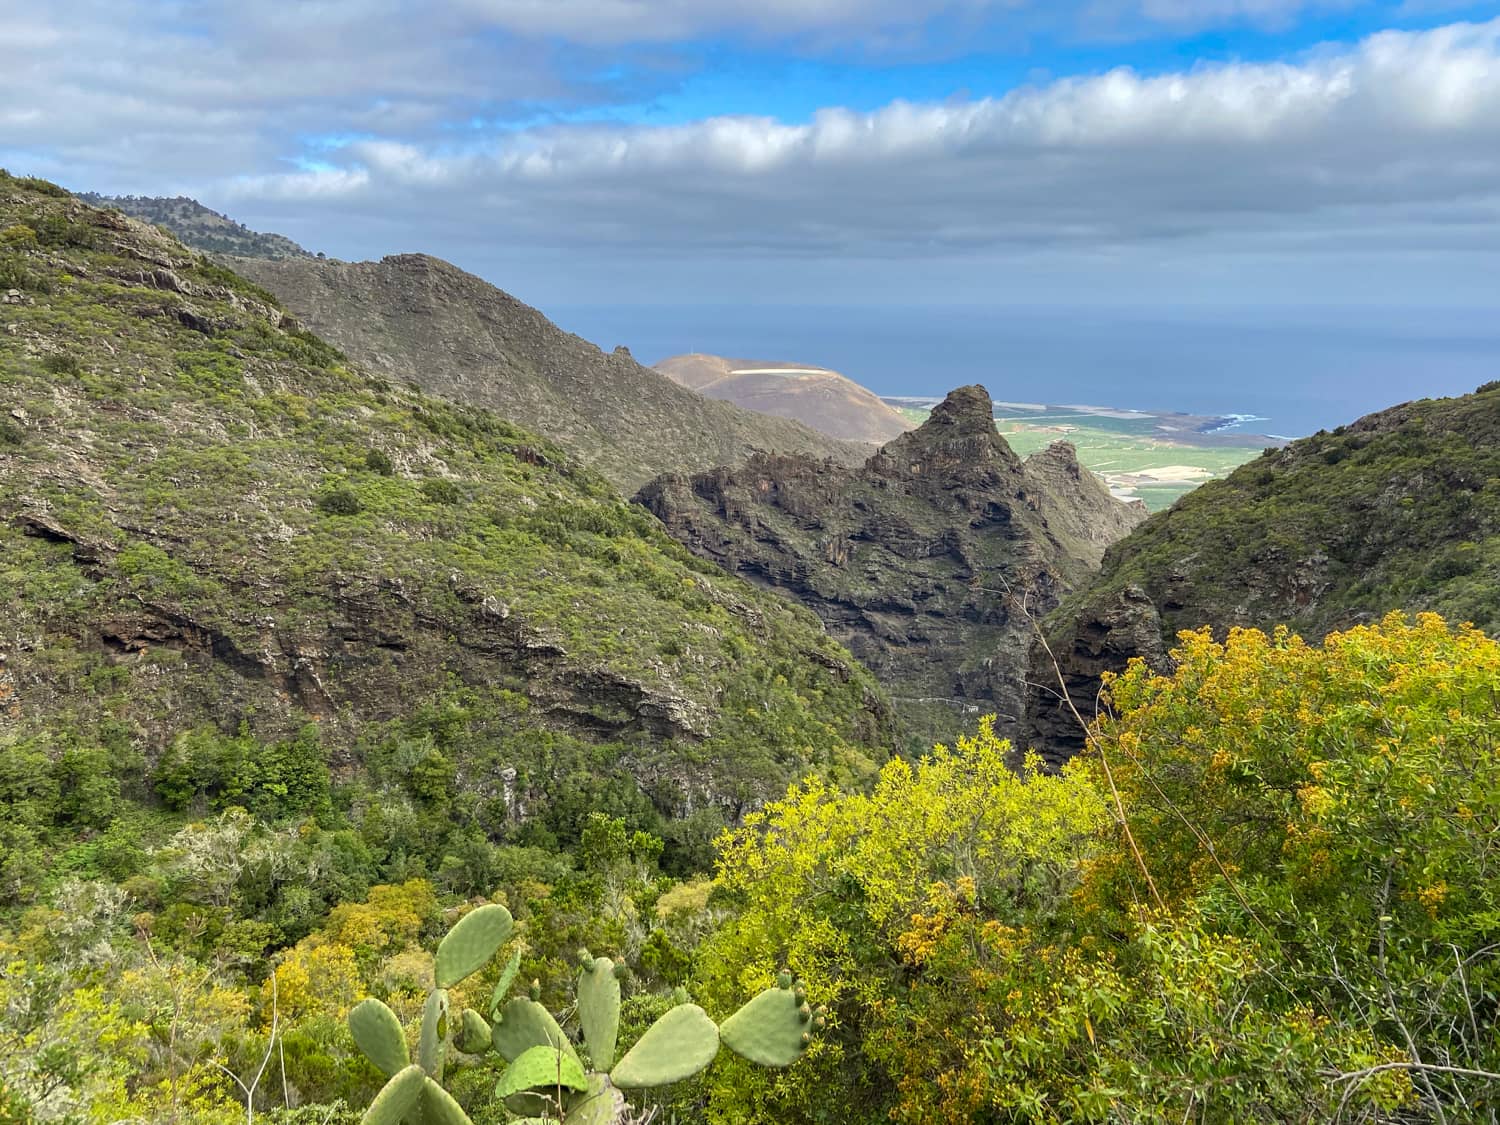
{"left": 1110, "top": 465, "right": 1216, "bottom": 484}
{"left": 729, "top": 368, "right": 833, "bottom": 377}
{"left": 1057, "top": 405, "right": 1155, "bottom": 419}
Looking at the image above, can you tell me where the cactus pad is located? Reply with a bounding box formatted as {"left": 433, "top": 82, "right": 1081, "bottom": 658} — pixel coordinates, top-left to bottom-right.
{"left": 609, "top": 1003, "right": 720, "bottom": 1089}
{"left": 576, "top": 955, "right": 621, "bottom": 1070}
{"left": 563, "top": 1074, "right": 625, "bottom": 1125}
{"left": 496, "top": 1045, "right": 589, "bottom": 1099}
{"left": 359, "top": 1063, "right": 425, "bottom": 1125}
{"left": 492, "top": 995, "right": 579, "bottom": 1064}
{"left": 718, "top": 983, "right": 814, "bottom": 1067}
{"left": 419, "top": 1074, "right": 476, "bottom": 1125}
{"left": 348, "top": 998, "right": 409, "bottom": 1078}
{"left": 419, "top": 988, "right": 450, "bottom": 1080}
{"left": 434, "top": 903, "right": 515, "bottom": 989}
{"left": 457, "top": 1008, "right": 492, "bottom": 1054}
{"left": 489, "top": 947, "right": 523, "bottom": 1020}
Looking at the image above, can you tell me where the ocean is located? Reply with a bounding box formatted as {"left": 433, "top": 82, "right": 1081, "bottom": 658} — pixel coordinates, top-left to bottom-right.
{"left": 552, "top": 303, "right": 1500, "bottom": 440}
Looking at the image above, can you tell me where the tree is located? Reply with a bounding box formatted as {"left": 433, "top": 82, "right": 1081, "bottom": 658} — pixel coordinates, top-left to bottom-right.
{"left": 695, "top": 718, "right": 1105, "bottom": 1123}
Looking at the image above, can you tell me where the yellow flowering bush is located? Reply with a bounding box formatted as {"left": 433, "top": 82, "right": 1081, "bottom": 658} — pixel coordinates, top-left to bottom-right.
{"left": 694, "top": 718, "right": 1106, "bottom": 1123}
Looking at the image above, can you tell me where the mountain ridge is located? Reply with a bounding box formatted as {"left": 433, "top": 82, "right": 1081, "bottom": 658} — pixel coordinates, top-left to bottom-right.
{"left": 75, "top": 192, "right": 315, "bottom": 259}
{"left": 228, "top": 254, "right": 868, "bottom": 494}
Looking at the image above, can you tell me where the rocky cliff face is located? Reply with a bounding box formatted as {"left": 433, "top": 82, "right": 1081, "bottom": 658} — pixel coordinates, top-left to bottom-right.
{"left": 0, "top": 174, "right": 895, "bottom": 851}
{"left": 637, "top": 385, "right": 1147, "bottom": 748}
{"left": 228, "top": 255, "right": 866, "bottom": 494}
{"left": 1026, "top": 383, "right": 1500, "bottom": 762}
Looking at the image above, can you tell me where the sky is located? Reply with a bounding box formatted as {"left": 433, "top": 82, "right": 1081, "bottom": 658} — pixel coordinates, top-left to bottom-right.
{"left": 3, "top": 0, "right": 1499, "bottom": 432}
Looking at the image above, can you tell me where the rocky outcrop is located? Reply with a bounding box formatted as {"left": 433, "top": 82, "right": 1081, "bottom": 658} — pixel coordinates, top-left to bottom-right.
{"left": 228, "top": 255, "right": 867, "bottom": 494}
{"left": 1025, "top": 382, "right": 1500, "bottom": 763}
{"left": 637, "top": 384, "right": 1147, "bottom": 749}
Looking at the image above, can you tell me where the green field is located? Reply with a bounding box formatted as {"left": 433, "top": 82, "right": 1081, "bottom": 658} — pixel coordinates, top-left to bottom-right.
{"left": 893, "top": 404, "right": 1274, "bottom": 511}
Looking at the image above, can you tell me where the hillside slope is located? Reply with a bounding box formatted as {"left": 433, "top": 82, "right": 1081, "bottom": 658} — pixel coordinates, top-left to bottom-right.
{"left": 637, "top": 385, "right": 1146, "bottom": 747}
{"left": 1026, "top": 384, "right": 1500, "bottom": 760}
{"left": 0, "top": 173, "right": 894, "bottom": 864}
{"left": 655, "top": 352, "right": 914, "bottom": 444}
{"left": 76, "top": 192, "right": 313, "bottom": 259}
{"left": 228, "top": 256, "right": 867, "bottom": 493}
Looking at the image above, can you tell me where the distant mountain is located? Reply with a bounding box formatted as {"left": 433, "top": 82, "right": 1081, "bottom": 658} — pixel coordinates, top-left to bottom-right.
{"left": 1026, "top": 382, "right": 1500, "bottom": 761}
{"left": 229, "top": 256, "right": 868, "bottom": 494}
{"left": 656, "top": 353, "right": 914, "bottom": 445}
{"left": 75, "top": 193, "right": 313, "bottom": 259}
{"left": 638, "top": 384, "right": 1148, "bottom": 748}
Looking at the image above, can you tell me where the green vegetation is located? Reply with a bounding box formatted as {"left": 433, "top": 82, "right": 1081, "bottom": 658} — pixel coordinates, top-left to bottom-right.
{"left": 0, "top": 172, "right": 890, "bottom": 1120}
{"left": 20, "top": 612, "right": 1498, "bottom": 1122}
{"left": 1052, "top": 383, "right": 1500, "bottom": 639}
{"left": 0, "top": 170, "right": 892, "bottom": 878}
{"left": 695, "top": 614, "right": 1500, "bottom": 1122}
{"left": 5, "top": 170, "right": 1500, "bottom": 1124}
{"left": 996, "top": 417, "right": 1265, "bottom": 510}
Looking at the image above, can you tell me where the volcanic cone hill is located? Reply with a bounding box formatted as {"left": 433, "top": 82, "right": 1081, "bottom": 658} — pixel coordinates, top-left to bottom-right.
{"left": 0, "top": 173, "right": 896, "bottom": 865}
{"left": 227, "top": 255, "right": 867, "bottom": 494}
{"left": 655, "top": 352, "right": 914, "bottom": 445}
{"left": 1026, "top": 383, "right": 1500, "bottom": 762}
{"left": 636, "top": 384, "right": 1147, "bottom": 748}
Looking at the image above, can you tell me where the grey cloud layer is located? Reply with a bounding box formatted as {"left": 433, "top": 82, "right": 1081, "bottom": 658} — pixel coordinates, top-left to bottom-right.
{"left": 224, "top": 19, "right": 1500, "bottom": 260}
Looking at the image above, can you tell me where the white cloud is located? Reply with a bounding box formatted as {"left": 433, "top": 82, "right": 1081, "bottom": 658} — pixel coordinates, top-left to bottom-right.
{"left": 221, "top": 17, "right": 1500, "bottom": 265}
{"left": 3, "top": 3, "right": 1495, "bottom": 308}
{"left": 454, "top": 0, "right": 1020, "bottom": 45}
{"left": 455, "top": 0, "right": 1362, "bottom": 44}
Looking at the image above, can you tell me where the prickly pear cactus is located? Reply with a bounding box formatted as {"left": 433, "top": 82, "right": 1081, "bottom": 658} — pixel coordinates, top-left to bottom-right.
{"left": 492, "top": 994, "right": 579, "bottom": 1064}
{"left": 360, "top": 1064, "right": 426, "bottom": 1125}
{"left": 420, "top": 1075, "right": 477, "bottom": 1125}
{"left": 609, "top": 1003, "right": 719, "bottom": 1089}
{"left": 718, "top": 975, "right": 819, "bottom": 1067}
{"left": 457, "top": 1008, "right": 492, "bottom": 1054}
{"left": 352, "top": 907, "right": 821, "bottom": 1125}
{"left": 496, "top": 1045, "right": 588, "bottom": 1099}
{"left": 419, "top": 987, "right": 450, "bottom": 1080}
{"left": 575, "top": 950, "right": 622, "bottom": 1070}
{"left": 435, "top": 903, "right": 514, "bottom": 989}
{"left": 349, "top": 998, "right": 409, "bottom": 1077}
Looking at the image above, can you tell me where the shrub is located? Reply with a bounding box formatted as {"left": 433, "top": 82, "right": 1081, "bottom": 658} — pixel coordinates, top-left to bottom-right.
{"left": 420, "top": 478, "right": 462, "bottom": 505}
{"left": 15, "top": 175, "right": 71, "bottom": 198}
{"left": 0, "top": 254, "right": 30, "bottom": 291}
{"left": 0, "top": 418, "right": 22, "bottom": 448}
{"left": 0, "top": 223, "right": 37, "bottom": 247}
{"left": 42, "top": 353, "right": 83, "bottom": 377}
{"left": 364, "top": 448, "right": 394, "bottom": 476}
{"left": 317, "top": 487, "right": 363, "bottom": 516}
{"left": 1081, "top": 613, "right": 1500, "bottom": 1117}
{"left": 696, "top": 719, "right": 1106, "bottom": 1123}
